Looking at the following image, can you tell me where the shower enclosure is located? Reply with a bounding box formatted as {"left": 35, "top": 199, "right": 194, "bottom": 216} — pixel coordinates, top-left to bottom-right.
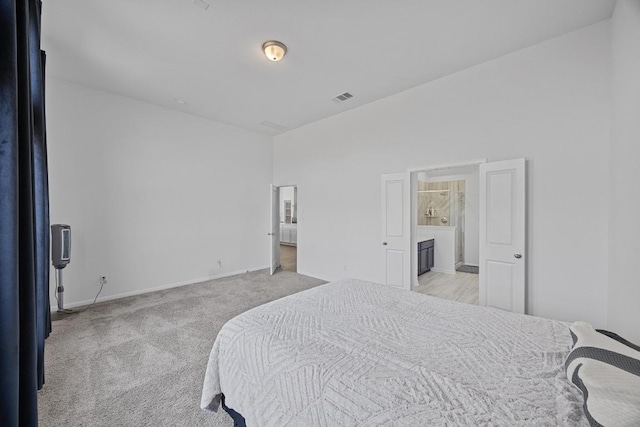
{"left": 418, "top": 188, "right": 465, "bottom": 267}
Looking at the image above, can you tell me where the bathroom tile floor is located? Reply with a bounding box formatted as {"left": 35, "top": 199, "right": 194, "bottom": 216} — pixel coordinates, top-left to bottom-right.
{"left": 414, "top": 271, "right": 479, "bottom": 305}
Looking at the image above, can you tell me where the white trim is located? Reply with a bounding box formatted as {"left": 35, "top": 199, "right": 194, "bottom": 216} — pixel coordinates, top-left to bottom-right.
{"left": 407, "top": 158, "right": 486, "bottom": 173}
{"left": 464, "top": 263, "right": 479, "bottom": 267}
{"left": 410, "top": 172, "right": 418, "bottom": 289}
{"left": 50, "top": 266, "right": 269, "bottom": 312}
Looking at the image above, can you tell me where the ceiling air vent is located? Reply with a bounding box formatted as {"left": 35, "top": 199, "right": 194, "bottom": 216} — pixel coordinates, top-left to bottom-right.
{"left": 332, "top": 92, "right": 354, "bottom": 103}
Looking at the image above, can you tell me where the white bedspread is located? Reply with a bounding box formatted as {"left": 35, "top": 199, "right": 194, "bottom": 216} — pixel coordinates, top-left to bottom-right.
{"left": 201, "top": 278, "right": 588, "bottom": 426}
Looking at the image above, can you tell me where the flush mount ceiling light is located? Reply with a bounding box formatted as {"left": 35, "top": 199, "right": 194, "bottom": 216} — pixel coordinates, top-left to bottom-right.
{"left": 262, "top": 40, "right": 287, "bottom": 62}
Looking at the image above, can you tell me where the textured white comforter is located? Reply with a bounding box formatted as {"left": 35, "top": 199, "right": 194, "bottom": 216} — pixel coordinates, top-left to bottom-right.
{"left": 201, "top": 278, "right": 588, "bottom": 426}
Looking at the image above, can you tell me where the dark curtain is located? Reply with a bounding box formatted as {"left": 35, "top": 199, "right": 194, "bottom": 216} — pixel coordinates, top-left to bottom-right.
{"left": 1, "top": 0, "right": 51, "bottom": 426}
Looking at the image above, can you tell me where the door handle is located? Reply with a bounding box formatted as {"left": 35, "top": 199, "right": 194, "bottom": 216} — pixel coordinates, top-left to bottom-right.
{"left": 268, "top": 233, "right": 274, "bottom": 236}
{"left": 382, "top": 242, "right": 388, "bottom": 246}
{"left": 514, "top": 253, "right": 522, "bottom": 259}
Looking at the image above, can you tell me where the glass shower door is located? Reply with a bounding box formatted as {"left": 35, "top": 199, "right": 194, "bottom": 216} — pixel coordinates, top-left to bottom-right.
{"left": 450, "top": 191, "right": 465, "bottom": 266}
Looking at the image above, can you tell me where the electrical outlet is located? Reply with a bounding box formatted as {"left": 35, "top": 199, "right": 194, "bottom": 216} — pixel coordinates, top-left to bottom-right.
{"left": 100, "top": 275, "right": 107, "bottom": 285}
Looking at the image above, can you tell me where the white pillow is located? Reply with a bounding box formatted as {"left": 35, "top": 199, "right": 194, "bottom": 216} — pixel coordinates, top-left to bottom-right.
{"left": 565, "top": 321, "right": 640, "bottom": 427}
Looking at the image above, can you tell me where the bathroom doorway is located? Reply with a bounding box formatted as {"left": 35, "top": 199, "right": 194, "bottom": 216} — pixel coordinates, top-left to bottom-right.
{"left": 278, "top": 185, "right": 297, "bottom": 272}
{"left": 412, "top": 165, "right": 480, "bottom": 304}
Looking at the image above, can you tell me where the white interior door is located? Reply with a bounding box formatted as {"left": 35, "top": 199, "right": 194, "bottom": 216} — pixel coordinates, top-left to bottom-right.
{"left": 381, "top": 173, "right": 411, "bottom": 290}
{"left": 479, "top": 158, "right": 526, "bottom": 313}
{"left": 270, "top": 184, "right": 280, "bottom": 275}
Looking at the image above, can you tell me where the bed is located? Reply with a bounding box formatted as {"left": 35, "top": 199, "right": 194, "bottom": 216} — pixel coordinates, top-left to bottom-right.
{"left": 201, "top": 278, "right": 589, "bottom": 426}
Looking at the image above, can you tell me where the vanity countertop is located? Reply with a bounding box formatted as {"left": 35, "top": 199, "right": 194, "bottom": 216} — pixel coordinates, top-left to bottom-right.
{"left": 417, "top": 229, "right": 436, "bottom": 242}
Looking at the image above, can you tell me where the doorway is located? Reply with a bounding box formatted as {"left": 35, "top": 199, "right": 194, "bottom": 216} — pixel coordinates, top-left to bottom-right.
{"left": 412, "top": 165, "right": 480, "bottom": 304}
{"left": 381, "top": 158, "right": 526, "bottom": 313}
{"left": 270, "top": 185, "right": 297, "bottom": 274}
{"left": 279, "top": 186, "right": 297, "bottom": 272}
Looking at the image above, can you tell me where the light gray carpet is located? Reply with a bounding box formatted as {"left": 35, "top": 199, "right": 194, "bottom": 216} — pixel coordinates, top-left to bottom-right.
{"left": 38, "top": 269, "right": 326, "bottom": 427}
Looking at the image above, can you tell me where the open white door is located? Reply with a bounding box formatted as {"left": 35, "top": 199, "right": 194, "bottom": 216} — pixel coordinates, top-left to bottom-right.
{"left": 269, "top": 184, "right": 280, "bottom": 275}
{"left": 381, "top": 173, "right": 411, "bottom": 290}
{"left": 479, "top": 158, "right": 526, "bottom": 313}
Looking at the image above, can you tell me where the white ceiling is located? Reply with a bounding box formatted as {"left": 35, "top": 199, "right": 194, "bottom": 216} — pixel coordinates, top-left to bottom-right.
{"left": 41, "top": 0, "right": 615, "bottom": 136}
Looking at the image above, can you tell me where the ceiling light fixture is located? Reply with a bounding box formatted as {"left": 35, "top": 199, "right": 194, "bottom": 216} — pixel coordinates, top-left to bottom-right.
{"left": 262, "top": 40, "right": 287, "bottom": 62}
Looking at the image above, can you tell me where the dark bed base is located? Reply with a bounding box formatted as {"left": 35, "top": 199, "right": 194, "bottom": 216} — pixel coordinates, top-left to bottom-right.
{"left": 221, "top": 395, "right": 246, "bottom": 427}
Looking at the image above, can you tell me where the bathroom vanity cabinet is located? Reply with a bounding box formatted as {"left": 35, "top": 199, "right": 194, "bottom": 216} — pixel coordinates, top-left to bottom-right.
{"left": 418, "top": 239, "right": 434, "bottom": 275}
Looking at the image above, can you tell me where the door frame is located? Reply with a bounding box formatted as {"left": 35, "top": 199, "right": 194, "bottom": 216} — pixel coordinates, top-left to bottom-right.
{"left": 407, "top": 159, "right": 487, "bottom": 289}
{"left": 270, "top": 184, "right": 280, "bottom": 275}
{"left": 270, "top": 184, "right": 298, "bottom": 274}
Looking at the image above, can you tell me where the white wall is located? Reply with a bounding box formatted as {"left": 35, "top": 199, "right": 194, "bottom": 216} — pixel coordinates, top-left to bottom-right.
{"left": 609, "top": 1, "right": 640, "bottom": 343}
{"left": 47, "top": 78, "right": 273, "bottom": 306}
{"left": 273, "top": 22, "right": 611, "bottom": 326}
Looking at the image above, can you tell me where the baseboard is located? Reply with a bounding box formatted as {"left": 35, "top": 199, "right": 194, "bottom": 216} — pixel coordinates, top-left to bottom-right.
{"left": 464, "top": 263, "right": 479, "bottom": 267}
{"left": 50, "top": 266, "right": 270, "bottom": 312}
